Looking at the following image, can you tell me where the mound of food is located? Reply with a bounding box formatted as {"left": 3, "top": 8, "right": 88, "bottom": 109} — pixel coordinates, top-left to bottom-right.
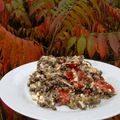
{"left": 28, "top": 56, "right": 116, "bottom": 110}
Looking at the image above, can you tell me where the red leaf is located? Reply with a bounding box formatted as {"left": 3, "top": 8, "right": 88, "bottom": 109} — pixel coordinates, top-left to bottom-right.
{"left": 35, "top": 16, "right": 51, "bottom": 37}
{"left": 1, "top": 99, "right": 13, "bottom": 120}
{"left": 27, "top": 0, "right": 34, "bottom": 6}
{"left": 46, "top": 1, "right": 55, "bottom": 9}
{"left": 0, "top": 25, "right": 44, "bottom": 75}
{"left": 0, "top": 63, "right": 3, "bottom": 79}
{"left": 0, "top": 0, "right": 4, "bottom": 13}
{"left": 87, "top": 34, "right": 97, "bottom": 58}
{"left": 96, "top": 23, "right": 106, "bottom": 33}
{"left": 2, "top": 29, "right": 13, "bottom": 72}
{"left": 0, "top": 10, "right": 10, "bottom": 26}
{"left": 72, "top": 25, "right": 81, "bottom": 38}
{"left": 49, "top": 15, "right": 63, "bottom": 36}
{"left": 108, "top": 33, "right": 120, "bottom": 56}
{"left": 97, "top": 33, "right": 108, "bottom": 59}
{"left": 16, "top": 38, "right": 23, "bottom": 66}
{"left": 9, "top": 37, "right": 18, "bottom": 69}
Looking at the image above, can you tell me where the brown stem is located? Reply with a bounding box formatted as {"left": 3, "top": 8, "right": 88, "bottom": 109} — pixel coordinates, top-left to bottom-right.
{"left": 46, "top": 24, "right": 60, "bottom": 55}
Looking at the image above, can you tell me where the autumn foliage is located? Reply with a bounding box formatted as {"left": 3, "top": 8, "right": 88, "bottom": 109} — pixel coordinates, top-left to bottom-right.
{"left": 0, "top": 0, "right": 119, "bottom": 78}
{"left": 0, "top": 0, "right": 120, "bottom": 119}
{"left": 0, "top": 25, "right": 44, "bottom": 79}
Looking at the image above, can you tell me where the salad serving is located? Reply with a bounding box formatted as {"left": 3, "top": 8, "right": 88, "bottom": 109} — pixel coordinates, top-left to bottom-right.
{"left": 28, "top": 56, "right": 116, "bottom": 110}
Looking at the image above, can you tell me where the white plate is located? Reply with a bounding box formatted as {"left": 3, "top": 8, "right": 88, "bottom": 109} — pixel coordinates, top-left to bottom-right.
{"left": 0, "top": 60, "right": 120, "bottom": 120}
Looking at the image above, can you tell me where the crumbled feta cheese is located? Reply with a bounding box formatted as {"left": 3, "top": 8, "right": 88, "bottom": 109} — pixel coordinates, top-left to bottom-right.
{"left": 72, "top": 69, "right": 78, "bottom": 81}
{"left": 39, "top": 95, "right": 45, "bottom": 103}
{"left": 90, "top": 82, "right": 94, "bottom": 88}
{"left": 79, "top": 101, "right": 86, "bottom": 108}
{"left": 32, "top": 94, "right": 38, "bottom": 101}
{"left": 36, "top": 73, "right": 41, "bottom": 78}
{"left": 30, "top": 84, "right": 36, "bottom": 89}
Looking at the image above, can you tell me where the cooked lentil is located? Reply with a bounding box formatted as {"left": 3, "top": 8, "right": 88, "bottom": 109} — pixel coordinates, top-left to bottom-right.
{"left": 28, "top": 56, "right": 116, "bottom": 110}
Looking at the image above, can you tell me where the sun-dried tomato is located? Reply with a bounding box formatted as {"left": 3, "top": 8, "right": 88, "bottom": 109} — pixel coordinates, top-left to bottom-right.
{"left": 66, "top": 72, "right": 73, "bottom": 80}
{"left": 66, "top": 63, "right": 80, "bottom": 69}
{"left": 78, "top": 71, "right": 84, "bottom": 80}
{"left": 73, "top": 81, "right": 84, "bottom": 89}
{"left": 57, "top": 89, "right": 70, "bottom": 105}
{"left": 95, "top": 81, "right": 115, "bottom": 93}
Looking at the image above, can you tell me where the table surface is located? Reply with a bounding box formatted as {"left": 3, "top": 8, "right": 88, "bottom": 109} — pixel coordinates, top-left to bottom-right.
{"left": 107, "top": 114, "right": 120, "bottom": 120}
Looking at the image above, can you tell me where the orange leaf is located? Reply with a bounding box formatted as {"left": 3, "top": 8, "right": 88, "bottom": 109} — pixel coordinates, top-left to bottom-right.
{"left": 108, "top": 33, "right": 120, "bottom": 56}
{"left": 44, "top": 16, "right": 51, "bottom": 35}
{"left": 97, "top": 33, "right": 108, "bottom": 59}
{"left": 16, "top": 38, "right": 23, "bottom": 66}
{"left": 0, "top": 25, "right": 44, "bottom": 75}
{"left": 96, "top": 23, "right": 106, "bottom": 33}
{"left": 72, "top": 25, "right": 81, "bottom": 38}
{"left": 87, "top": 34, "right": 97, "bottom": 58}
{"left": 0, "top": 10, "right": 10, "bottom": 26}
{"left": 2, "top": 28, "right": 13, "bottom": 72}
{"left": 0, "top": 63, "right": 3, "bottom": 79}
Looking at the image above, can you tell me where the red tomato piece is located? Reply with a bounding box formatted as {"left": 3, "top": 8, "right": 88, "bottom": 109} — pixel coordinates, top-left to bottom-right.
{"left": 78, "top": 71, "right": 84, "bottom": 80}
{"left": 74, "top": 81, "right": 84, "bottom": 89}
{"left": 74, "top": 68, "right": 79, "bottom": 72}
{"left": 95, "top": 81, "right": 115, "bottom": 93}
{"left": 57, "top": 90, "right": 70, "bottom": 105}
{"left": 66, "top": 72, "right": 74, "bottom": 80}
{"left": 66, "top": 63, "right": 80, "bottom": 69}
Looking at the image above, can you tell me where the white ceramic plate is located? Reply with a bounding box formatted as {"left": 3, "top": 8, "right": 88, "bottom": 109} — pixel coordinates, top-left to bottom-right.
{"left": 0, "top": 60, "right": 120, "bottom": 120}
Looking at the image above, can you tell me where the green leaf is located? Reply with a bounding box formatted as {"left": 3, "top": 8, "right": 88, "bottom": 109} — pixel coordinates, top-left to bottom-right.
{"left": 77, "top": 35, "right": 86, "bottom": 55}
{"left": 73, "top": 6, "right": 91, "bottom": 28}
{"left": 89, "top": 0, "right": 101, "bottom": 18}
{"left": 29, "top": 0, "right": 54, "bottom": 14}
{"left": 11, "top": 0, "right": 32, "bottom": 27}
{"left": 87, "top": 34, "right": 97, "bottom": 58}
{"left": 29, "top": 0, "right": 44, "bottom": 15}
{"left": 67, "top": 36, "right": 77, "bottom": 51}
{"left": 76, "top": 0, "right": 95, "bottom": 23}
{"left": 69, "top": 11, "right": 79, "bottom": 20}
{"left": 58, "top": 0, "right": 74, "bottom": 9}
{"left": 63, "top": 20, "right": 73, "bottom": 29}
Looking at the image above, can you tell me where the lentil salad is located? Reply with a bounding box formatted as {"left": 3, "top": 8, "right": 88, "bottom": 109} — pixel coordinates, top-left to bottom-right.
{"left": 28, "top": 56, "right": 116, "bottom": 110}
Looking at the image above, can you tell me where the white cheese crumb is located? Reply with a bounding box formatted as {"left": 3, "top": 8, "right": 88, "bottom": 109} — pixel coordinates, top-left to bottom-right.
{"left": 72, "top": 69, "right": 78, "bottom": 81}
{"left": 39, "top": 95, "right": 45, "bottom": 103}
{"left": 108, "top": 89, "right": 112, "bottom": 92}
{"left": 90, "top": 82, "right": 94, "bottom": 88}
{"left": 36, "top": 73, "right": 41, "bottom": 78}
{"left": 79, "top": 101, "right": 86, "bottom": 108}
{"left": 32, "top": 94, "right": 38, "bottom": 101}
